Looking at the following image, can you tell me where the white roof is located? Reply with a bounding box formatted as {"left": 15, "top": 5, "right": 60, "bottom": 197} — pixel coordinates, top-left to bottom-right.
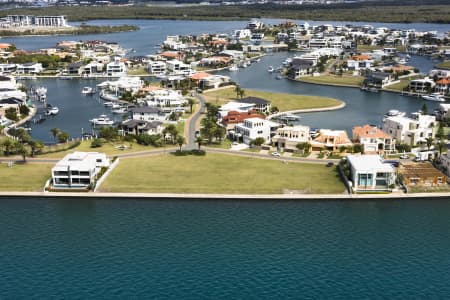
{"left": 347, "top": 154, "right": 395, "bottom": 173}
{"left": 53, "top": 151, "right": 107, "bottom": 171}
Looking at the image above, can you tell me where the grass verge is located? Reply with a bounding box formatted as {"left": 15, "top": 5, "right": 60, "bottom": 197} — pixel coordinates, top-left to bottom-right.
{"left": 298, "top": 75, "right": 364, "bottom": 87}
{"left": 0, "top": 162, "right": 52, "bottom": 191}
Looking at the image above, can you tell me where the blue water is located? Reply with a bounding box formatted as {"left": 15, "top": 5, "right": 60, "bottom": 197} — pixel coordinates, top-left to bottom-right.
{"left": 1, "top": 197, "right": 450, "bottom": 298}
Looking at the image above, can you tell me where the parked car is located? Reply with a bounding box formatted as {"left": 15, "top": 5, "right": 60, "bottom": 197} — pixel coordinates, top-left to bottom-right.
{"left": 271, "top": 151, "right": 281, "bottom": 157}
{"left": 326, "top": 162, "right": 334, "bottom": 167}
{"left": 399, "top": 154, "right": 409, "bottom": 159}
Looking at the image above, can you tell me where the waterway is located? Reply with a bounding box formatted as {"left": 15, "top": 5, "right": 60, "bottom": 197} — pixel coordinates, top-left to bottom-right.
{"left": 1, "top": 197, "right": 450, "bottom": 298}
{"left": 4, "top": 19, "right": 444, "bottom": 142}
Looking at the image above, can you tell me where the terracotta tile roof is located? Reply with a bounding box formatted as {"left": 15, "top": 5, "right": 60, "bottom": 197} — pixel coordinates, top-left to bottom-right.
{"left": 0, "top": 43, "right": 12, "bottom": 49}
{"left": 351, "top": 55, "right": 372, "bottom": 61}
{"left": 160, "top": 51, "right": 182, "bottom": 59}
{"left": 353, "top": 124, "right": 392, "bottom": 139}
{"left": 189, "top": 72, "right": 211, "bottom": 80}
{"left": 313, "top": 129, "right": 352, "bottom": 146}
{"left": 437, "top": 77, "right": 450, "bottom": 85}
{"left": 221, "top": 109, "right": 265, "bottom": 125}
{"left": 140, "top": 85, "right": 162, "bottom": 92}
{"left": 384, "top": 65, "right": 415, "bottom": 72}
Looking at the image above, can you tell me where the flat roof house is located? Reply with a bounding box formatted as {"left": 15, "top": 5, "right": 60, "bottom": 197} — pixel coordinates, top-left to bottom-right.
{"left": 237, "top": 96, "right": 271, "bottom": 114}
{"left": 52, "top": 152, "right": 110, "bottom": 188}
{"left": 347, "top": 154, "right": 396, "bottom": 192}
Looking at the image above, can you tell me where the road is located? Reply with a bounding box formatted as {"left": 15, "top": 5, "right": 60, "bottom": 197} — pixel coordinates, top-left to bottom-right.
{"left": 186, "top": 93, "right": 206, "bottom": 149}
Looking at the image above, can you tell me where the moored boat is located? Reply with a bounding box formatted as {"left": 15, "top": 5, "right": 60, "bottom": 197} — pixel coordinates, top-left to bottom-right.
{"left": 90, "top": 115, "right": 114, "bottom": 126}
{"left": 46, "top": 106, "right": 59, "bottom": 116}
{"left": 82, "top": 86, "right": 96, "bottom": 95}
{"left": 421, "top": 93, "right": 445, "bottom": 102}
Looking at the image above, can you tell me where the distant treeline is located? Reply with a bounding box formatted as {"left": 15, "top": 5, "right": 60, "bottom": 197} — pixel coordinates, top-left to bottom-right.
{"left": 0, "top": 24, "right": 139, "bottom": 37}
{"left": 1, "top": 4, "right": 449, "bottom": 23}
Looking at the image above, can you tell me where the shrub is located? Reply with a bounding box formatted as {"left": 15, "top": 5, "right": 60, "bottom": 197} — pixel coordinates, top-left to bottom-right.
{"left": 91, "top": 138, "right": 104, "bottom": 148}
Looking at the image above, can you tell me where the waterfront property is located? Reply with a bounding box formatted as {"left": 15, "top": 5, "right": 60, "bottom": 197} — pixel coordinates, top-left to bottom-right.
{"left": 382, "top": 112, "right": 436, "bottom": 146}
{"left": 399, "top": 162, "right": 447, "bottom": 187}
{"left": 272, "top": 125, "right": 311, "bottom": 152}
{"left": 51, "top": 151, "right": 110, "bottom": 189}
{"left": 346, "top": 154, "right": 396, "bottom": 192}
{"left": 99, "top": 153, "right": 345, "bottom": 194}
{"left": 312, "top": 129, "right": 352, "bottom": 151}
{"left": 352, "top": 124, "right": 396, "bottom": 154}
{"left": 232, "top": 117, "right": 280, "bottom": 145}
{"left": 0, "top": 162, "right": 52, "bottom": 191}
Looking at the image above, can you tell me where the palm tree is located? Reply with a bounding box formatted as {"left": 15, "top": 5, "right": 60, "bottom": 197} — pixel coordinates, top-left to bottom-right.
{"left": 196, "top": 136, "right": 203, "bottom": 150}
{"left": 176, "top": 135, "right": 185, "bottom": 151}
{"left": 14, "top": 142, "right": 28, "bottom": 162}
{"left": 50, "top": 128, "right": 60, "bottom": 141}
{"left": 188, "top": 98, "right": 196, "bottom": 113}
{"left": 234, "top": 85, "right": 241, "bottom": 98}
{"left": 238, "top": 89, "right": 245, "bottom": 99}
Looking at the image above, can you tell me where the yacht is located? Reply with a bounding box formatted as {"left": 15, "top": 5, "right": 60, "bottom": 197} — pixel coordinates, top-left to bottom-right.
{"left": 90, "top": 115, "right": 114, "bottom": 126}
{"left": 46, "top": 106, "right": 59, "bottom": 116}
{"left": 398, "top": 58, "right": 407, "bottom": 65}
{"left": 82, "top": 86, "right": 95, "bottom": 95}
{"left": 103, "top": 101, "right": 114, "bottom": 107}
{"left": 228, "top": 65, "right": 238, "bottom": 71}
{"left": 112, "top": 107, "right": 128, "bottom": 114}
{"left": 267, "top": 66, "right": 275, "bottom": 73}
{"left": 35, "top": 86, "right": 47, "bottom": 101}
{"left": 384, "top": 109, "right": 406, "bottom": 118}
{"left": 422, "top": 93, "right": 445, "bottom": 102}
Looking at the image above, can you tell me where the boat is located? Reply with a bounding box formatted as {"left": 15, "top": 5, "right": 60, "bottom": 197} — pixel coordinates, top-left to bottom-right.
{"left": 277, "top": 113, "right": 301, "bottom": 122}
{"left": 35, "top": 86, "right": 47, "bottom": 101}
{"left": 398, "top": 58, "right": 407, "bottom": 65}
{"left": 82, "top": 86, "right": 95, "bottom": 95}
{"left": 384, "top": 109, "right": 406, "bottom": 118}
{"left": 46, "top": 107, "right": 59, "bottom": 116}
{"left": 228, "top": 65, "right": 238, "bottom": 71}
{"left": 58, "top": 75, "right": 72, "bottom": 80}
{"left": 90, "top": 115, "right": 114, "bottom": 126}
{"left": 112, "top": 107, "right": 128, "bottom": 114}
{"left": 103, "top": 102, "right": 114, "bottom": 107}
{"left": 276, "top": 75, "right": 283, "bottom": 80}
{"left": 422, "top": 93, "right": 445, "bottom": 102}
{"left": 268, "top": 66, "right": 274, "bottom": 73}
{"left": 361, "top": 86, "right": 380, "bottom": 93}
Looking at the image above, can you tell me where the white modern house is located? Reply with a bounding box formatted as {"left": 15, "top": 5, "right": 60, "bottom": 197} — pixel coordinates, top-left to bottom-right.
{"left": 233, "top": 29, "right": 252, "bottom": 40}
{"left": 408, "top": 77, "right": 435, "bottom": 93}
{"left": 146, "top": 89, "right": 186, "bottom": 108}
{"left": 100, "top": 76, "right": 143, "bottom": 97}
{"left": 166, "top": 59, "right": 192, "bottom": 76}
{"left": 0, "top": 64, "right": 16, "bottom": 74}
{"left": 272, "top": 125, "right": 311, "bottom": 152}
{"left": 51, "top": 152, "right": 110, "bottom": 188}
{"left": 382, "top": 112, "right": 436, "bottom": 146}
{"left": 129, "top": 107, "right": 166, "bottom": 122}
{"left": 219, "top": 101, "right": 256, "bottom": 117}
{"left": 147, "top": 61, "right": 167, "bottom": 75}
{"left": 16, "top": 62, "right": 43, "bottom": 74}
{"left": 233, "top": 117, "right": 280, "bottom": 145}
{"left": 346, "top": 154, "right": 396, "bottom": 192}
{"left": 106, "top": 57, "right": 127, "bottom": 77}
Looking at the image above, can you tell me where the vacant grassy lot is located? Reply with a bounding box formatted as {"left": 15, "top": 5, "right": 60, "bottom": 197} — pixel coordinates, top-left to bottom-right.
{"left": 0, "top": 163, "right": 52, "bottom": 191}
{"left": 298, "top": 75, "right": 364, "bottom": 87}
{"left": 99, "top": 153, "right": 345, "bottom": 194}
{"left": 436, "top": 61, "right": 450, "bottom": 69}
{"left": 384, "top": 76, "right": 420, "bottom": 91}
{"left": 38, "top": 140, "right": 160, "bottom": 159}
{"left": 203, "top": 87, "right": 342, "bottom": 112}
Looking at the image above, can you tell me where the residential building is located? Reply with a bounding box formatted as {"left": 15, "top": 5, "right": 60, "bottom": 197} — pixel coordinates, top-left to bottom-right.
{"left": 16, "top": 62, "right": 43, "bottom": 74}
{"left": 272, "top": 125, "right": 311, "bottom": 152}
{"left": 399, "top": 162, "right": 447, "bottom": 187}
{"left": 363, "top": 71, "right": 395, "bottom": 88}
{"left": 120, "top": 119, "right": 163, "bottom": 136}
{"left": 352, "top": 124, "right": 395, "bottom": 154}
{"left": 166, "top": 59, "right": 192, "bottom": 76}
{"left": 219, "top": 101, "right": 257, "bottom": 117}
{"left": 6, "top": 15, "right": 68, "bottom": 27}
{"left": 106, "top": 57, "right": 127, "bottom": 76}
{"left": 146, "top": 89, "right": 186, "bottom": 108}
{"left": 129, "top": 107, "right": 166, "bottom": 122}
{"left": 346, "top": 154, "right": 396, "bottom": 192}
{"left": 147, "top": 61, "right": 167, "bottom": 75}
{"left": 221, "top": 109, "right": 265, "bottom": 130}
{"left": 83, "top": 62, "right": 104, "bottom": 76}
{"left": 435, "top": 103, "right": 450, "bottom": 120}
{"left": 434, "top": 77, "right": 450, "bottom": 95}
{"left": 236, "top": 96, "right": 271, "bottom": 114}
{"left": 0, "top": 64, "right": 16, "bottom": 74}
{"left": 347, "top": 55, "right": 374, "bottom": 71}
{"left": 312, "top": 129, "right": 352, "bottom": 151}
{"left": 382, "top": 112, "right": 436, "bottom": 146}
{"left": 51, "top": 152, "right": 110, "bottom": 188}
{"left": 233, "top": 29, "right": 252, "bottom": 39}
{"left": 0, "top": 97, "right": 24, "bottom": 117}
{"left": 408, "top": 77, "right": 435, "bottom": 93}
{"left": 233, "top": 117, "right": 280, "bottom": 145}
{"left": 288, "top": 59, "right": 315, "bottom": 78}
{"left": 199, "top": 75, "right": 230, "bottom": 90}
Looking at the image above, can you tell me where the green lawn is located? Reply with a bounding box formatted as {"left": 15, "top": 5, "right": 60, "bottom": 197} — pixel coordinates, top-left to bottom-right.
{"left": 38, "top": 140, "right": 160, "bottom": 159}
{"left": 298, "top": 75, "right": 364, "bottom": 87}
{"left": 127, "top": 67, "right": 150, "bottom": 76}
{"left": 436, "top": 61, "right": 450, "bottom": 69}
{"left": 99, "top": 153, "right": 345, "bottom": 194}
{"left": 203, "top": 86, "right": 342, "bottom": 112}
{"left": 0, "top": 163, "right": 52, "bottom": 191}
{"left": 384, "top": 76, "right": 419, "bottom": 91}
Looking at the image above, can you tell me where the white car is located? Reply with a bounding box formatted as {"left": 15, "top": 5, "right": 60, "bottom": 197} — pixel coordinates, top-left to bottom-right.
{"left": 399, "top": 154, "right": 409, "bottom": 159}
{"left": 271, "top": 151, "right": 281, "bottom": 157}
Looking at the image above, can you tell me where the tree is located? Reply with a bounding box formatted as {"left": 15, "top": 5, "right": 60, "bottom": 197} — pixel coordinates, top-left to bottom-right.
{"left": 5, "top": 108, "right": 18, "bottom": 121}
{"left": 50, "top": 128, "right": 60, "bottom": 141}
{"left": 188, "top": 98, "right": 196, "bottom": 113}
{"left": 234, "top": 85, "right": 242, "bottom": 99}
{"left": 162, "top": 124, "right": 178, "bottom": 144}
{"left": 98, "top": 126, "right": 118, "bottom": 141}
{"left": 296, "top": 142, "right": 311, "bottom": 154}
{"left": 253, "top": 137, "right": 265, "bottom": 147}
{"left": 14, "top": 141, "right": 28, "bottom": 162}
{"left": 436, "top": 123, "right": 445, "bottom": 140}
{"left": 425, "top": 137, "right": 434, "bottom": 151}
{"left": 57, "top": 131, "right": 69, "bottom": 143}
{"left": 28, "top": 140, "right": 43, "bottom": 157}
{"left": 352, "top": 144, "right": 364, "bottom": 154}
{"left": 437, "top": 141, "right": 446, "bottom": 157}
{"left": 421, "top": 103, "right": 428, "bottom": 115}
{"left": 176, "top": 135, "right": 185, "bottom": 151}
{"left": 19, "top": 105, "right": 30, "bottom": 116}
{"left": 270, "top": 106, "right": 279, "bottom": 114}
{"left": 196, "top": 136, "right": 203, "bottom": 150}
{"left": 0, "top": 138, "right": 14, "bottom": 156}
{"left": 91, "top": 138, "right": 104, "bottom": 148}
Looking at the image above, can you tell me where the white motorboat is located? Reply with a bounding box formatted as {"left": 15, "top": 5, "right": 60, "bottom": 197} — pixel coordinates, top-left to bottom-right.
{"left": 228, "top": 65, "right": 238, "bottom": 71}
{"left": 268, "top": 66, "right": 274, "bottom": 73}
{"left": 90, "top": 115, "right": 114, "bottom": 126}
{"left": 46, "top": 106, "right": 59, "bottom": 116}
{"left": 112, "top": 107, "right": 128, "bottom": 114}
{"left": 384, "top": 109, "right": 406, "bottom": 118}
{"left": 35, "top": 86, "right": 47, "bottom": 101}
{"left": 103, "top": 102, "right": 114, "bottom": 107}
{"left": 398, "top": 58, "right": 407, "bottom": 65}
{"left": 422, "top": 93, "right": 445, "bottom": 102}
{"left": 82, "top": 86, "right": 95, "bottom": 95}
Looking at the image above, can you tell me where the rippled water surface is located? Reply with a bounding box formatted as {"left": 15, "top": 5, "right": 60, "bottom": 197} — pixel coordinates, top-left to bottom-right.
{"left": 1, "top": 197, "right": 450, "bottom": 299}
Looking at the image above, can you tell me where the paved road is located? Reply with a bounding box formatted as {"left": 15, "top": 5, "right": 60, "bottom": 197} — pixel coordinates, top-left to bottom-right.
{"left": 186, "top": 93, "right": 206, "bottom": 149}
